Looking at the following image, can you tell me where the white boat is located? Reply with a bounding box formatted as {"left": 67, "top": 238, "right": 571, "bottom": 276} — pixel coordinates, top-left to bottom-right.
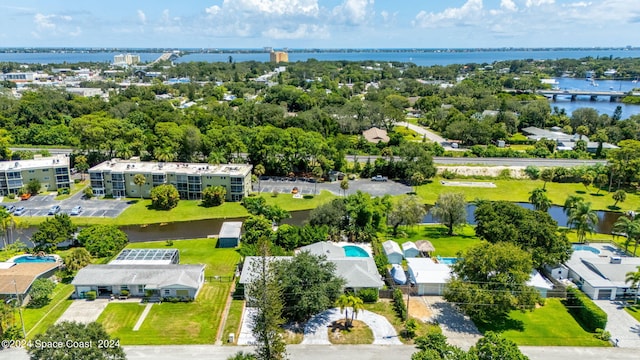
{"left": 391, "top": 264, "right": 407, "bottom": 285}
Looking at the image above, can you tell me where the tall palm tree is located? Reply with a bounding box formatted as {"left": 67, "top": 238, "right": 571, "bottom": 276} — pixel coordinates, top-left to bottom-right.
{"left": 563, "top": 195, "right": 584, "bottom": 226}
{"left": 335, "top": 294, "right": 351, "bottom": 326}
{"left": 254, "top": 164, "right": 265, "bottom": 193}
{"left": 335, "top": 294, "right": 364, "bottom": 328}
{"left": 0, "top": 208, "right": 18, "bottom": 249}
{"left": 349, "top": 295, "right": 364, "bottom": 326}
{"left": 529, "top": 188, "right": 551, "bottom": 212}
{"left": 625, "top": 266, "right": 640, "bottom": 304}
{"left": 568, "top": 201, "right": 599, "bottom": 244}
{"left": 133, "top": 174, "right": 146, "bottom": 199}
{"left": 613, "top": 216, "right": 640, "bottom": 256}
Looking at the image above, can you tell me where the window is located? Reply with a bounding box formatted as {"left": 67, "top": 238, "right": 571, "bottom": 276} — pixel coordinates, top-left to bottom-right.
{"left": 231, "top": 185, "right": 243, "bottom": 193}
{"left": 164, "top": 289, "right": 171, "bottom": 296}
{"left": 138, "top": 285, "right": 144, "bottom": 293}
{"left": 111, "top": 173, "right": 124, "bottom": 182}
{"left": 231, "top": 177, "right": 243, "bottom": 184}
{"left": 55, "top": 167, "right": 67, "bottom": 175}
{"left": 28, "top": 170, "right": 35, "bottom": 174}
{"left": 120, "top": 285, "right": 129, "bottom": 291}
{"left": 42, "top": 169, "right": 49, "bottom": 172}
{"left": 43, "top": 177, "right": 50, "bottom": 180}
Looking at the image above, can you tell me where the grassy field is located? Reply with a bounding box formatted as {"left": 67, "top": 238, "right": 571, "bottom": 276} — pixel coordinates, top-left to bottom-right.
{"left": 22, "top": 283, "right": 74, "bottom": 338}
{"left": 390, "top": 225, "right": 481, "bottom": 257}
{"left": 55, "top": 180, "right": 88, "bottom": 200}
{"left": 624, "top": 303, "right": 640, "bottom": 322}
{"left": 476, "top": 299, "right": 609, "bottom": 346}
{"left": 416, "top": 178, "right": 640, "bottom": 212}
{"left": 95, "top": 238, "right": 240, "bottom": 344}
{"left": 222, "top": 300, "right": 245, "bottom": 345}
{"left": 328, "top": 319, "right": 373, "bottom": 344}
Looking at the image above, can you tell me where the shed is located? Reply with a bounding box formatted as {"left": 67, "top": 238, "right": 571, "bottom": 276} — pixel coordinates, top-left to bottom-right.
{"left": 415, "top": 240, "right": 435, "bottom": 256}
{"left": 219, "top": 222, "right": 242, "bottom": 248}
{"left": 382, "top": 240, "right": 403, "bottom": 264}
{"left": 402, "top": 241, "right": 420, "bottom": 258}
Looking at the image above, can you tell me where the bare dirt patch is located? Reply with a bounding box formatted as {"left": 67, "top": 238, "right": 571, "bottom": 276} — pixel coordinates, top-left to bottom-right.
{"left": 408, "top": 297, "right": 432, "bottom": 321}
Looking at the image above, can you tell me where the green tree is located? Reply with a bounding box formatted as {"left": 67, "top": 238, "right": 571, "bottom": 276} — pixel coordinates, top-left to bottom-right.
{"left": 75, "top": 155, "right": 89, "bottom": 181}
{"left": 26, "top": 179, "right": 41, "bottom": 195}
{"left": 340, "top": 178, "right": 349, "bottom": 197}
{"left": 76, "top": 225, "right": 128, "bottom": 258}
{"left": 594, "top": 174, "right": 609, "bottom": 194}
{"left": 581, "top": 173, "right": 594, "bottom": 192}
{"left": 412, "top": 332, "right": 468, "bottom": 360}
{"left": 28, "top": 278, "right": 56, "bottom": 308}
{"left": 150, "top": 184, "right": 180, "bottom": 210}
{"left": 274, "top": 251, "right": 345, "bottom": 323}
{"left": 133, "top": 174, "right": 146, "bottom": 199}
{"left": 254, "top": 164, "right": 266, "bottom": 193}
{"left": 567, "top": 201, "right": 598, "bottom": 243}
{"left": 540, "top": 168, "right": 555, "bottom": 189}
{"left": 625, "top": 266, "right": 640, "bottom": 304}
{"left": 528, "top": 187, "right": 551, "bottom": 212}
{"left": 469, "top": 331, "right": 529, "bottom": 360}
{"left": 563, "top": 195, "right": 584, "bottom": 216}
{"left": 576, "top": 125, "right": 589, "bottom": 140}
{"left": 388, "top": 195, "right": 427, "bottom": 236}
{"left": 444, "top": 242, "right": 540, "bottom": 324}
{"left": 0, "top": 302, "right": 16, "bottom": 340}
{"left": 312, "top": 166, "right": 323, "bottom": 195}
{"left": 410, "top": 171, "right": 426, "bottom": 193}
{"left": 63, "top": 247, "right": 92, "bottom": 273}
{"left": 202, "top": 185, "right": 226, "bottom": 207}
{"left": 430, "top": 192, "right": 467, "bottom": 235}
{"left": 242, "top": 215, "right": 274, "bottom": 245}
{"left": 334, "top": 293, "right": 364, "bottom": 328}
{"left": 613, "top": 190, "right": 626, "bottom": 207}
{"left": 28, "top": 321, "right": 125, "bottom": 360}
{"left": 246, "top": 240, "right": 287, "bottom": 360}
{"left": 613, "top": 216, "right": 640, "bottom": 256}
{"left": 31, "top": 214, "right": 77, "bottom": 252}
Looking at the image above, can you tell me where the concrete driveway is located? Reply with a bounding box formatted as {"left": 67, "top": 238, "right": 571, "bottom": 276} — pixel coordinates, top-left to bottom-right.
{"left": 56, "top": 299, "right": 110, "bottom": 324}
{"left": 594, "top": 300, "right": 640, "bottom": 348}
{"left": 302, "top": 308, "right": 401, "bottom": 345}
{"left": 421, "top": 296, "right": 482, "bottom": 350}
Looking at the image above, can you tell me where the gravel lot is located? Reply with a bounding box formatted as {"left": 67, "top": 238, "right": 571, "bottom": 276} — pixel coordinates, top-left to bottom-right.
{"left": 257, "top": 177, "right": 412, "bottom": 197}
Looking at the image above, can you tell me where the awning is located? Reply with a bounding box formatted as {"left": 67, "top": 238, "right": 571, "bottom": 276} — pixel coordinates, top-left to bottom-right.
{"left": 415, "top": 240, "right": 435, "bottom": 253}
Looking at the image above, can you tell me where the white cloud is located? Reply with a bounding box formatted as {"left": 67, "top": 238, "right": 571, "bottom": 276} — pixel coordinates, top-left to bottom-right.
{"left": 525, "top": 0, "right": 555, "bottom": 7}
{"left": 413, "top": 0, "right": 483, "bottom": 28}
{"left": 205, "top": 5, "right": 221, "bottom": 16}
{"left": 262, "top": 24, "right": 329, "bottom": 39}
{"left": 563, "top": 2, "right": 592, "bottom": 7}
{"left": 32, "top": 13, "right": 81, "bottom": 38}
{"left": 34, "top": 14, "right": 57, "bottom": 30}
{"left": 137, "top": 10, "right": 146, "bottom": 24}
{"left": 69, "top": 27, "right": 82, "bottom": 37}
{"left": 221, "top": 0, "right": 319, "bottom": 17}
{"left": 501, "top": 0, "right": 517, "bottom": 11}
{"left": 332, "top": 0, "right": 374, "bottom": 25}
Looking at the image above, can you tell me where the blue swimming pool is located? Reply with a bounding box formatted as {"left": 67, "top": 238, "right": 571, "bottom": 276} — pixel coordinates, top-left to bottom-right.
{"left": 343, "top": 245, "right": 369, "bottom": 258}
{"left": 12, "top": 255, "right": 57, "bottom": 263}
{"left": 437, "top": 257, "right": 459, "bottom": 265}
{"left": 572, "top": 245, "right": 601, "bottom": 255}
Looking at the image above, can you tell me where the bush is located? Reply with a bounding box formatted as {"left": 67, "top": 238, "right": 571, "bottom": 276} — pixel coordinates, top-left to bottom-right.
{"left": 165, "top": 239, "right": 174, "bottom": 246}
{"left": 441, "top": 169, "right": 456, "bottom": 179}
{"left": 120, "top": 289, "right": 129, "bottom": 297}
{"left": 150, "top": 184, "right": 180, "bottom": 210}
{"left": 524, "top": 165, "right": 540, "bottom": 180}
{"left": 403, "top": 318, "right": 418, "bottom": 339}
{"left": 564, "top": 287, "right": 607, "bottom": 332}
{"left": 83, "top": 187, "right": 93, "bottom": 198}
{"left": 57, "top": 188, "right": 70, "bottom": 195}
{"left": 357, "top": 288, "right": 379, "bottom": 303}
{"left": 7, "top": 193, "right": 15, "bottom": 199}
{"left": 85, "top": 291, "right": 97, "bottom": 300}
{"left": 497, "top": 168, "right": 511, "bottom": 179}
{"left": 392, "top": 288, "right": 407, "bottom": 321}
{"left": 594, "top": 328, "right": 611, "bottom": 341}
{"left": 74, "top": 179, "right": 81, "bottom": 184}
{"left": 162, "top": 296, "right": 193, "bottom": 303}
{"left": 202, "top": 185, "right": 226, "bottom": 207}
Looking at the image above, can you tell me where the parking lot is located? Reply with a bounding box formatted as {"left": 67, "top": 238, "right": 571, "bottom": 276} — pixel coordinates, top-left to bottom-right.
{"left": 258, "top": 177, "right": 412, "bottom": 197}
{"left": 1, "top": 190, "right": 130, "bottom": 218}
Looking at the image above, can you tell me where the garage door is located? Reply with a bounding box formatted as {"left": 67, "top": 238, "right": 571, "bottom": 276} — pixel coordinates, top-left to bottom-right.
{"left": 597, "top": 289, "right": 612, "bottom": 300}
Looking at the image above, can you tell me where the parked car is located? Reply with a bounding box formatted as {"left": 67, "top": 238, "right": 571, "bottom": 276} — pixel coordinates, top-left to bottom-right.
{"left": 1, "top": 204, "right": 15, "bottom": 213}
{"left": 48, "top": 205, "right": 61, "bottom": 215}
{"left": 69, "top": 206, "right": 82, "bottom": 216}
{"left": 13, "top": 207, "right": 26, "bottom": 216}
{"left": 371, "top": 175, "right": 388, "bottom": 182}
{"left": 20, "top": 193, "right": 31, "bottom": 200}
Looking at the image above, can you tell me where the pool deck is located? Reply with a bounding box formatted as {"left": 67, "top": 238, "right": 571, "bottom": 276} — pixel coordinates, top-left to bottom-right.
{"left": 573, "top": 242, "right": 628, "bottom": 258}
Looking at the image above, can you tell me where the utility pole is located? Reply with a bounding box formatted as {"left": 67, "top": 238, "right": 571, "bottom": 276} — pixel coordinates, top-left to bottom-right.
{"left": 12, "top": 279, "right": 26, "bottom": 339}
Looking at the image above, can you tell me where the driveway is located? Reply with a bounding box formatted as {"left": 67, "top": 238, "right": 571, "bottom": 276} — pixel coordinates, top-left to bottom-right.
{"left": 594, "top": 300, "right": 640, "bottom": 348}
{"left": 301, "top": 308, "right": 401, "bottom": 345}
{"left": 56, "top": 299, "right": 110, "bottom": 324}
{"left": 421, "top": 296, "right": 482, "bottom": 350}
{"left": 258, "top": 178, "right": 411, "bottom": 197}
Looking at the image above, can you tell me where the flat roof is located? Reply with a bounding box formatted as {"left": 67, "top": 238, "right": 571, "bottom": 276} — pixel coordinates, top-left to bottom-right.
{"left": 407, "top": 258, "right": 451, "bottom": 285}
{"left": 219, "top": 222, "right": 243, "bottom": 238}
{"left": 89, "top": 159, "right": 251, "bottom": 177}
{"left": 0, "top": 262, "right": 60, "bottom": 295}
{"left": 109, "top": 248, "right": 178, "bottom": 265}
{"left": 0, "top": 155, "right": 69, "bottom": 171}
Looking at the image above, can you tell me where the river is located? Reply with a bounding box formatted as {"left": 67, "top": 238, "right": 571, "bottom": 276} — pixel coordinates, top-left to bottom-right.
{"left": 549, "top": 77, "right": 640, "bottom": 118}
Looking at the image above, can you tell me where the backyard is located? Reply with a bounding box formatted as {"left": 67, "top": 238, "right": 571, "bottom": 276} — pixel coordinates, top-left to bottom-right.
{"left": 390, "top": 224, "right": 481, "bottom": 257}
{"left": 22, "top": 283, "right": 74, "bottom": 338}
{"left": 475, "top": 298, "right": 610, "bottom": 347}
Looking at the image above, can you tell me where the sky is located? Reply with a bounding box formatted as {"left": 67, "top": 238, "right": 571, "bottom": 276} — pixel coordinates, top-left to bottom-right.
{"left": 0, "top": 0, "right": 639, "bottom": 49}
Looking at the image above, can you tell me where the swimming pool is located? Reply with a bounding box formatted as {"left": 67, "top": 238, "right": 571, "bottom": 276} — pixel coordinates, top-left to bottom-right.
{"left": 437, "top": 257, "right": 459, "bottom": 265}
{"left": 572, "top": 245, "right": 601, "bottom": 255}
{"left": 12, "top": 255, "right": 57, "bottom": 263}
{"left": 343, "top": 245, "right": 370, "bottom": 258}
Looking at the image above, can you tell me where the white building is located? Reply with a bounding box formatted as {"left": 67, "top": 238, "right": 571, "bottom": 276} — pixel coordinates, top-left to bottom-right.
{"left": 382, "top": 240, "right": 403, "bottom": 264}
{"left": 113, "top": 54, "right": 141, "bottom": 67}
{"left": 402, "top": 241, "right": 420, "bottom": 258}
{"left": 565, "top": 250, "right": 640, "bottom": 300}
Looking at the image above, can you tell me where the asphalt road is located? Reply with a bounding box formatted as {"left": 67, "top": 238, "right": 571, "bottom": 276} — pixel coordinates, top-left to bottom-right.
{"left": 1, "top": 345, "right": 638, "bottom": 360}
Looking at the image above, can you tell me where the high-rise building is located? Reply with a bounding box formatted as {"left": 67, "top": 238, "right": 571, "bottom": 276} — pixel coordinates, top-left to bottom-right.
{"left": 269, "top": 51, "right": 289, "bottom": 63}
{"left": 113, "top": 54, "right": 141, "bottom": 66}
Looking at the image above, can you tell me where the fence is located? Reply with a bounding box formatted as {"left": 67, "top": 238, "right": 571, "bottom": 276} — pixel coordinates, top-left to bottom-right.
{"left": 205, "top": 275, "right": 234, "bottom": 283}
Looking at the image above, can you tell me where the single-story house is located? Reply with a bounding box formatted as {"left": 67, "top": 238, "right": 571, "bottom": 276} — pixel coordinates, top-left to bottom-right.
{"left": 239, "top": 255, "right": 383, "bottom": 300}
{"left": 382, "top": 240, "right": 403, "bottom": 264}
{"left": 565, "top": 250, "right": 640, "bottom": 300}
{"left": 297, "top": 241, "right": 346, "bottom": 259}
{"left": 402, "top": 241, "right": 420, "bottom": 258}
{"left": 544, "top": 263, "right": 569, "bottom": 281}
{"left": 0, "top": 262, "right": 61, "bottom": 305}
{"left": 362, "top": 127, "right": 390, "bottom": 143}
{"left": 71, "top": 264, "right": 205, "bottom": 300}
{"left": 219, "top": 221, "right": 242, "bottom": 248}
{"left": 407, "top": 258, "right": 451, "bottom": 295}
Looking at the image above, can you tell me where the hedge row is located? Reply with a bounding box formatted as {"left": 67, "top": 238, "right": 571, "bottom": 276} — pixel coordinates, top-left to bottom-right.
{"left": 392, "top": 288, "right": 407, "bottom": 321}
{"left": 565, "top": 287, "right": 608, "bottom": 332}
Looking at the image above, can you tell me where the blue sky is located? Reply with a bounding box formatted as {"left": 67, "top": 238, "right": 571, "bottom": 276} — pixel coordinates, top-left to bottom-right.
{"left": 1, "top": 0, "right": 638, "bottom": 48}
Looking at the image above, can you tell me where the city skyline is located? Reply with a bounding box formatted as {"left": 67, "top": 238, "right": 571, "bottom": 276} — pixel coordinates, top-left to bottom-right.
{"left": 0, "top": 0, "right": 639, "bottom": 49}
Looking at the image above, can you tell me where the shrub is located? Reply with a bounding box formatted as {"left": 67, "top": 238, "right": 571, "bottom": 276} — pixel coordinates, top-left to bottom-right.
{"left": 497, "top": 168, "right": 511, "bottom": 179}
{"left": 7, "top": 193, "right": 15, "bottom": 199}
{"left": 150, "top": 184, "right": 180, "bottom": 210}
{"left": 57, "top": 188, "right": 70, "bottom": 195}
{"left": 202, "top": 185, "right": 226, "bottom": 207}
{"left": 441, "top": 169, "right": 456, "bottom": 179}
{"left": 594, "top": 328, "right": 611, "bottom": 341}
{"left": 83, "top": 187, "right": 93, "bottom": 198}
{"left": 524, "top": 165, "right": 540, "bottom": 180}
{"left": 564, "top": 287, "right": 607, "bottom": 332}
{"left": 74, "top": 179, "right": 81, "bottom": 184}
{"left": 165, "top": 239, "right": 174, "bottom": 246}
{"left": 357, "top": 288, "right": 379, "bottom": 303}
{"left": 120, "top": 290, "right": 129, "bottom": 297}
{"left": 85, "top": 291, "right": 97, "bottom": 300}
{"left": 392, "top": 288, "right": 407, "bottom": 321}
{"left": 403, "top": 318, "right": 418, "bottom": 339}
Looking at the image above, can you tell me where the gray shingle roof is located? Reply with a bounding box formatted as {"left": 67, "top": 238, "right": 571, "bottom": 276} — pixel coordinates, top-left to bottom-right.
{"left": 71, "top": 264, "right": 204, "bottom": 289}
{"left": 297, "top": 241, "right": 346, "bottom": 259}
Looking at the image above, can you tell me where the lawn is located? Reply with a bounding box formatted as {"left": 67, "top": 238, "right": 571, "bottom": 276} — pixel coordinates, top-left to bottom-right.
{"left": 624, "top": 303, "right": 640, "bottom": 322}
{"left": 222, "top": 300, "right": 245, "bottom": 345}
{"left": 22, "top": 283, "right": 74, "bottom": 338}
{"left": 363, "top": 299, "right": 440, "bottom": 344}
{"left": 415, "top": 177, "right": 640, "bottom": 212}
{"left": 125, "top": 238, "right": 241, "bottom": 277}
{"left": 328, "top": 319, "right": 373, "bottom": 344}
{"left": 475, "top": 298, "right": 609, "bottom": 346}
{"left": 390, "top": 224, "right": 481, "bottom": 257}
{"left": 55, "top": 179, "right": 88, "bottom": 200}
{"left": 96, "top": 303, "right": 146, "bottom": 344}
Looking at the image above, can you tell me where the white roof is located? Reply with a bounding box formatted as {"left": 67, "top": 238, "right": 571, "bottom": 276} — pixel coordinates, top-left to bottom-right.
{"left": 89, "top": 158, "right": 251, "bottom": 177}
{"left": 402, "top": 242, "right": 418, "bottom": 252}
{"left": 382, "top": 240, "right": 403, "bottom": 256}
{"left": 0, "top": 155, "right": 68, "bottom": 171}
{"left": 527, "top": 270, "right": 553, "bottom": 290}
{"left": 220, "top": 222, "right": 243, "bottom": 238}
{"left": 407, "top": 258, "right": 451, "bottom": 285}
{"left": 566, "top": 250, "right": 640, "bottom": 288}
{"left": 297, "top": 241, "right": 346, "bottom": 259}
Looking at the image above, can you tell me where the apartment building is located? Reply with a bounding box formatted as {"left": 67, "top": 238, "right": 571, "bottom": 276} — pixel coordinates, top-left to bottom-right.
{"left": 113, "top": 53, "right": 141, "bottom": 67}
{"left": 269, "top": 51, "right": 289, "bottom": 63}
{"left": 0, "top": 155, "right": 71, "bottom": 195}
{"left": 89, "top": 158, "right": 252, "bottom": 201}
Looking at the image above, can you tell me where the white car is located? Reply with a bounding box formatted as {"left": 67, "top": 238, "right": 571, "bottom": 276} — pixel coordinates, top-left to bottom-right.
{"left": 69, "top": 206, "right": 82, "bottom": 216}
{"left": 13, "top": 207, "right": 26, "bottom": 216}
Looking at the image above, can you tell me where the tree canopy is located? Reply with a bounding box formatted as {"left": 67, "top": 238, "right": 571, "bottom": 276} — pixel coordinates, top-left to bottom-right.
{"left": 76, "top": 225, "right": 128, "bottom": 258}
{"left": 31, "top": 214, "right": 77, "bottom": 251}
{"left": 430, "top": 192, "right": 467, "bottom": 236}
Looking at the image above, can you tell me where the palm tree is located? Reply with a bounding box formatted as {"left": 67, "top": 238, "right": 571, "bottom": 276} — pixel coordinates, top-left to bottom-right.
{"left": 154, "top": 147, "right": 175, "bottom": 162}
{"left": 340, "top": 178, "right": 349, "bottom": 197}
{"left": 133, "top": 174, "right": 146, "bottom": 199}
{"left": 568, "top": 201, "right": 598, "bottom": 244}
{"left": 563, "top": 195, "right": 584, "bottom": 225}
{"left": 335, "top": 294, "right": 351, "bottom": 326}
{"left": 613, "top": 216, "right": 640, "bottom": 256}
{"left": 335, "top": 294, "right": 364, "bottom": 328}
{"left": 625, "top": 266, "right": 640, "bottom": 304}
{"left": 349, "top": 295, "right": 364, "bottom": 326}
{"left": 529, "top": 188, "right": 551, "bottom": 212}
{"left": 254, "top": 164, "right": 265, "bottom": 193}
